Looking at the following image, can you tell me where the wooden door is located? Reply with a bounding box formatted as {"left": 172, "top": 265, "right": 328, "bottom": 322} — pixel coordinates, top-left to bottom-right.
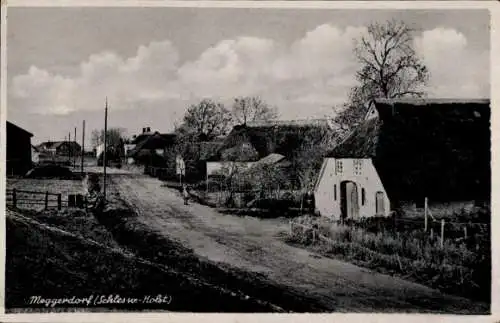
{"left": 341, "top": 181, "right": 359, "bottom": 220}
{"left": 376, "top": 191, "right": 385, "bottom": 215}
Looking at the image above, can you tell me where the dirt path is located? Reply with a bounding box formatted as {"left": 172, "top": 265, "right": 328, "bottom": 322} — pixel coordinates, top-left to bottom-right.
{"left": 110, "top": 174, "right": 488, "bottom": 313}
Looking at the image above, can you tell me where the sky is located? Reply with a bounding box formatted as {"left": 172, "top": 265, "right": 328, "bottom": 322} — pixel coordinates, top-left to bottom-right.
{"left": 6, "top": 7, "right": 490, "bottom": 145}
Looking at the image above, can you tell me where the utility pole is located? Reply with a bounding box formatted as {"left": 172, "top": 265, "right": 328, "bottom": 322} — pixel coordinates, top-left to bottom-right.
{"left": 68, "top": 131, "right": 71, "bottom": 164}
{"left": 74, "top": 127, "right": 77, "bottom": 168}
{"left": 103, "top": 98, "right": 108, "bottom": 202}
{"left": 81, "top": 120, "right": 85, "bottom": 174}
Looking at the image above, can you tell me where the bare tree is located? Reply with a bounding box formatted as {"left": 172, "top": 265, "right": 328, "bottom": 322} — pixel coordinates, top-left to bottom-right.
{"left": 337, "top": 20, "right": 429, "bottom": 131}
{"left": 91, "top": 128, "right": 126, "bottom": 148}
{"left": 232, "top": 96, "right": 278, "bottom": 125}
{"left": 181, "top": 99, "right": 233, "bottom": 141}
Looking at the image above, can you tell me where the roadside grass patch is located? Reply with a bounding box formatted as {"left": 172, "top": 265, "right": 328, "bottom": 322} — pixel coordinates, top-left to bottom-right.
{"left": 5, "top": 209, "right": 280, "bottom": 312}
{"left": 285, "top": 214, "right": 490, "bottom": 304}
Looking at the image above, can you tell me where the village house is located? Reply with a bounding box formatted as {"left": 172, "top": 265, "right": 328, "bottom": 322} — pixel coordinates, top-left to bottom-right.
{"left": 127, "top": 127, "right": 177, "bottom": 168}
{"left": 31, "top": 145, "right": 40, "bottom": 164}
{"left": 7, "top": 121, "right": 34, "bottom": 176}
{"left": 314, "top": 98, "right": 491, "bottom": 220}
{"left": 208, "top": 119, "right": 335, "bottom": 182}
{"left": 37, "top": 140, "right": 81, "bottom": 157}
{"left": 185, "top": 141, "right": 223, "bottom": 181}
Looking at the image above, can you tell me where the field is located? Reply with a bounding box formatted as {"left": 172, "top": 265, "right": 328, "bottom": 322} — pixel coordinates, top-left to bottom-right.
{"left": 286, "top": 212, "right": 490, "bottom": 304}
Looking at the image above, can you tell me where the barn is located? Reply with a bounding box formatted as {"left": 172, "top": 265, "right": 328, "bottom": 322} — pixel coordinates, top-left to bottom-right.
{"left": 314, "top": 98, "right": 491, "bottom": 220}
{"left": 7, "top": 121, "right": 34, "bottom": 176}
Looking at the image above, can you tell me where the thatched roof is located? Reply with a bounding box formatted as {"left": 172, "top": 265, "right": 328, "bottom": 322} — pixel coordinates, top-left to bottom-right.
{"left": 199, "top": 141, "right": 223, "bottom": 161}
{"left": 215, "top": 120, "right": 333, "bottom": 162}
{"left": 129, "top": 132, "right": 176, "bottom": 157}
{"left": 327, "top": 98, "right": 491, "bottom": 203}
{"left": 247, "top": 153, "right": 291, "bottom": 171}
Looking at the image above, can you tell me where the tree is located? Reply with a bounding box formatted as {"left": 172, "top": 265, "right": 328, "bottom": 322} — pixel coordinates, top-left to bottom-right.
{"left": 292, "top": 126, "right": 339, "bottom": 190}
{"left": 337, "top": 19, "right": 429, "bottom": 131}
{"left": 181, "top": 99, "right": 233, "bottom": 141}
{"left": 231, "top": 96, "right": 278, "bottom": 125}
{"left": 91, "top": 128, "right": 126, "bottom": 148}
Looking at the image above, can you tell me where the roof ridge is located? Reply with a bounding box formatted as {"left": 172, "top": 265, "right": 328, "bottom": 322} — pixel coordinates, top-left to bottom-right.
{"left": 375, "top": 98, "right": 490, "bottom": 105}
{"left": 245, "top": 118, "right": 331, "bottom": 127}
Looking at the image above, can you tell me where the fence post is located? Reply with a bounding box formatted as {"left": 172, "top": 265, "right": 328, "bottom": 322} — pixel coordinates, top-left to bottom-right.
{"left": 440, "top": 219, "right": 445, "bottom": 248}
{"left": 430, "top": 227, "right": 434, "bottom": 240}
{"left": 424, "top": 197, "right": 428, "bottom": 232}
{"left": 312, "top": 228, "right": 316, "bottom": 244}
{"left": 463, "top": 226, "right": 468, "bottom": 240}
{"left": 289, "top": 220, "right": 293, "bottom": 235}
{"left": 12, "top": 189, "right": 17, "bottom": 208}
{"left": 57, "top": 194, "right": 62, "bottom": 210}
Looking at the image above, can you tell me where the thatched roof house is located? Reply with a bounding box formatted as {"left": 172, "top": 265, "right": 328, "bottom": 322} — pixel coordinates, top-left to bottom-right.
{"left": 213, "top": 119, "right": 334, "bottom": 162}
{"left": 315, "top": 98, "right": 490, "bottom": 220}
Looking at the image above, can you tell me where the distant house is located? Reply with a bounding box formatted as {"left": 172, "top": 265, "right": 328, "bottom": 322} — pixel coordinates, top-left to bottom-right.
{"left": 128, "top": 128, "right": 176, "bottom": 167}
{"left": 7, "top": 121, "right": 34, "bottom": 175}
{"left": 206, "top": 161, "right": 255, "bottom": 178}
{"left": 314, "top": 98, "right": 491, "bottom": 220}
{"left": 214, "top": 119, "right": 334, "bottom": 161}
{"left": 209, "top": 119, "right": 335, "bottom": 186}
{"left": 37, "top": 141, "right": 81, "bottom": 156}
{"left": 31, "top": 145, "right": 40, "bottom": 164}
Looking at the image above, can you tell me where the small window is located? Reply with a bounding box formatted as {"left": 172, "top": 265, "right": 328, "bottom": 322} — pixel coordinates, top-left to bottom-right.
{"left": 334, "top": 184, "right": 337, "bottom": 201}
{"left": 361, "top": 188, "right": 366, "bottom": 206}
{"left": 353, "top": 160, "right": 363, "bottom": 175}
{"left": 335, "top": 160, "right": 343, "bottom": 175}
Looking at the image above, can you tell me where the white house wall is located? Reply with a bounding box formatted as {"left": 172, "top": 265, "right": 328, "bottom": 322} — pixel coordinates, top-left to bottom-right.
{"left": 96, "top": 143, "right": 105, "bottom": 158}
{"left": 206, "top": 161, "right": 255, "bottom": 177}
{"left": 314, "top": 158, "right": 391, "bottom": 220}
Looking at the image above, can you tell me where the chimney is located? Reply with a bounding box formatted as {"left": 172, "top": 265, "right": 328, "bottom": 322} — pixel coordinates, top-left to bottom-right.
{"left": 142, "top": 128, "right": 146, "bottom": 133}
{"left": 147, "top": 127, "right": 151, "bottom": 133}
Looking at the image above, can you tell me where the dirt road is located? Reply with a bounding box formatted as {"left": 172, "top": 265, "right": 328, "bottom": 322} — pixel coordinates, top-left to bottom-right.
{"left": 110, "top": 174, "right": 488, "bottom": 313}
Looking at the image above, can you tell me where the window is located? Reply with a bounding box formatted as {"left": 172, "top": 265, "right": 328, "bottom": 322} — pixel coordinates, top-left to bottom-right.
{"left": 353, "top": 160, "right": 363, "bottom": 175}
{"left": 334, "top": 184, "right": 337, "bottom": 201}
{"left": 335, "top": 160, "right": 343, "bottom": 175}
{"left": 361, "top": 188, "right": 366, "bottom": 206}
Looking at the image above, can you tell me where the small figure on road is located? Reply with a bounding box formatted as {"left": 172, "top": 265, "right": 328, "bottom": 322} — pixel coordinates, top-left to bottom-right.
{"left": 183, "top": 184, "right": 189, "bottom": 205}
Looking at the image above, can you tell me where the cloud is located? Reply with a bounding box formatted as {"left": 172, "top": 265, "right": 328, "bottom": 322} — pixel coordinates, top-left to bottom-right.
{"left": 10, "top": 24, "right": 489, "bottom": 127}
{"left": 177, "top": 36, "right": 278, "bottom": 99}
{"left": 414, "top": 28, "right": 489, "bottom": 98}
{"left": 11, "top": 40, "right": 182, "bottom": 116}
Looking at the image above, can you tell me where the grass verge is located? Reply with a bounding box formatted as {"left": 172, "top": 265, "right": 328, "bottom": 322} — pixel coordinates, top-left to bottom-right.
{"left": 285, "top": 215, "right": 490, "bottom": 306}
{"left": 5, "top": 209, "right": 281, "bottom": 312}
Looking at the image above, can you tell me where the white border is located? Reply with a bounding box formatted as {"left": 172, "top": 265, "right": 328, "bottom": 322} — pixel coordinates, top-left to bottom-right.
{"left": 1, "top": 1, "right": 498, "bottom": 322}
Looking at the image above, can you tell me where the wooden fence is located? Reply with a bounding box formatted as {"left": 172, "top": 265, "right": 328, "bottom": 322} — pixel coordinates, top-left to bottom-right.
{"left": 6, "top": 188, "right": 65, "bottom": 210}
